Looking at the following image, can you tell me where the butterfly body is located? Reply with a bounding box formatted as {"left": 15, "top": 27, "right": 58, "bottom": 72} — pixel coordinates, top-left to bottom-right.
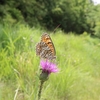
{"left": 36, "top": 33, "right": 56, "bottom": 60}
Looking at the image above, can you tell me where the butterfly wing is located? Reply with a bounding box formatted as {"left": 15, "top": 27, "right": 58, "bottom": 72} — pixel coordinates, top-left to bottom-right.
{"left": 36, "top": 42, "right": 49, "bottom": 57}
{"left": 36, "top": 33, "right": 56, "bottom": 60}
{"left": 41, "top": 34, "right": 56, "bottom": 56}
{"left": 36, "top": 42, "right": 41, "bottom": 56}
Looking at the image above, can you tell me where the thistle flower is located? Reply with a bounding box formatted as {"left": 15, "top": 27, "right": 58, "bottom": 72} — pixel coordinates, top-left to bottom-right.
{"left": 38, "top": 60, "right": 59, "bottom": 100}
{"left": 40, "top": 60, "right": 58, "bottom": 74}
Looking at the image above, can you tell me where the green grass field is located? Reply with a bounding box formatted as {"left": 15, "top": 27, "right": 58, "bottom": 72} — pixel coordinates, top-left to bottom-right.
{"left": 0, "top": 24, "right": 100, "bottom": 100}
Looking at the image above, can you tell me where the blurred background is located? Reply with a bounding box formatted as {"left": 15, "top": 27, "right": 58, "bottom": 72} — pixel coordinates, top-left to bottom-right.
{"left": 0, "top": 0, "right": 100, "bottom": 100}
{"left": 0, "top": 0, "right": 100, "bottom": 35}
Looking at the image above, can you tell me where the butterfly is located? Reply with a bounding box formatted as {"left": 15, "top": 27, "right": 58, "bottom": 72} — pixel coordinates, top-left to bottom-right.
{"left": 36, "top": 33, "right": 56, "bottom": 60}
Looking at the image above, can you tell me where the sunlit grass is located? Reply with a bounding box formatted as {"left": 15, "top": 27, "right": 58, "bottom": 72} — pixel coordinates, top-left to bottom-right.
{"left": 0, "top": 24, "right": 100, "bottom": 100}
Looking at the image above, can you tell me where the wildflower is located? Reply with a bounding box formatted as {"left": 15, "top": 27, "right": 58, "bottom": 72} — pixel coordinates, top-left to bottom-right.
{"left": 40, "top": 60, "right": 58, "bottom": 74}
{"left": 38, "top": 60, "right": 59, "bottom": 100}
{"left": 39, "top": 60, "right": 59, "bottom": 81}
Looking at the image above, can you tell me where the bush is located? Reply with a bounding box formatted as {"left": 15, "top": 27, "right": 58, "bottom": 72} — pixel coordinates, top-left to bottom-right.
{"left": 94, "top": 22, "right": 100, "bottom": 38}
{"left": 0, "top": 0, "right": 94, "bottom": 34}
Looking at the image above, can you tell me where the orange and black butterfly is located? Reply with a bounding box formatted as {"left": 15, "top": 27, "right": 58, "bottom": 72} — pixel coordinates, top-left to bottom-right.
{"left": 36, "top": 33, "right": 56, "bottom": 60}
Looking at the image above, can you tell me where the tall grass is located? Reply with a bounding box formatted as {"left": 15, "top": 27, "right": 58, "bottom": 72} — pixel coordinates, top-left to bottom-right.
{"left": 0, "top": 24, "right": 100, "bottom": 100}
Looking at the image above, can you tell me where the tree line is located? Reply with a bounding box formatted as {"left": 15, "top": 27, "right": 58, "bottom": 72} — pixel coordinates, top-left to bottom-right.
{"left": 0, "top": 0, "right": 100, "bottom": 34}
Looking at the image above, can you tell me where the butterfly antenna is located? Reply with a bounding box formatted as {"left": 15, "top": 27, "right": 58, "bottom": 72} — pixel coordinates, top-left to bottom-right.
{"left": 52, "top": 24, "right": 61, "bottom": 34}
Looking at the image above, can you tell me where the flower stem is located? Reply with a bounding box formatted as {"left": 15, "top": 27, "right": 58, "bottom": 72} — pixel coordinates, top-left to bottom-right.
{"left": 38, "top": 80, "right": 44, "bottom": 100}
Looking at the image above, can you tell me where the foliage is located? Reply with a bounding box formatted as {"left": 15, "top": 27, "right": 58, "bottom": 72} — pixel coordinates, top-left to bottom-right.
{"left": 0, "top": 0, "right": 99, "bottom": 34}
{"left": 94, "top": 22, "right": 100, "bottom": 37}
{"left": 0, "top": 24, "right": 100, "bottom": 100}
{"left": 37, "top": 0, "right": 93, "bottom": 33}
{"left": 88, "top": 4, "right": 100, "bottom": 37}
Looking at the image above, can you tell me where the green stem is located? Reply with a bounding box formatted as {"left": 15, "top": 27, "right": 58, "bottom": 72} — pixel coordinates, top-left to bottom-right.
{"left": 38, "top": 80, "right": 44, "bottom": 100}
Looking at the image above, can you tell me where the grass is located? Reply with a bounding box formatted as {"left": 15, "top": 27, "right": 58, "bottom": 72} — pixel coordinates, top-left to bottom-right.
{"left": 0, "top": 23, "right": 100, "bottom": 100}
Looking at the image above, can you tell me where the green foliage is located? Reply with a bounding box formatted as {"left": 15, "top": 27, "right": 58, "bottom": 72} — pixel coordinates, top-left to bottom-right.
{"left": 0, "top": 24, "right": 100, "bottom": 100}
{"left": 0, "top": 0, "right": 98, "bottom": 33}
{"left": 88, "top": 4, "right": 100, "bottom": 37}
{"left": 94, "top": 22, "right": 100, "bottom": 37}
{"left": 41, "top": 0, "right": 92, "bottom": 33}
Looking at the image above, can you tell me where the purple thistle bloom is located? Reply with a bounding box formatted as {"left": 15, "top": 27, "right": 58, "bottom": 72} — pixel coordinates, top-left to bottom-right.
{"left": 38, "top": 60, "right": 59, "bottom": 99}
{"left": 40, "top": 60, "right": 59, "bottom": 75}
